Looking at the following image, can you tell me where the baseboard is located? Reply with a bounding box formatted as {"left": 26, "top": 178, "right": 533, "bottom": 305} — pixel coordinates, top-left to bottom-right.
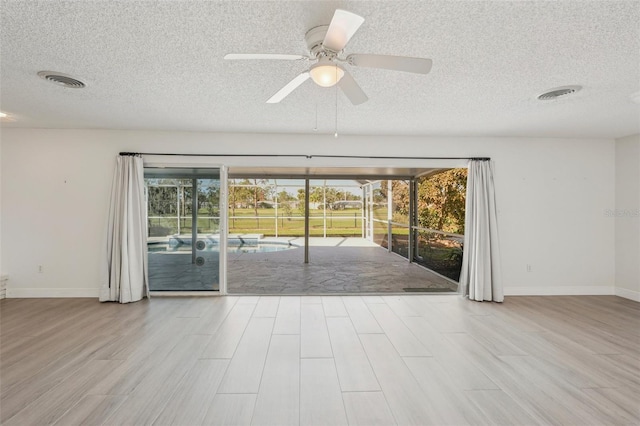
{"left": 504, "top": 286, "right": 615, "bottom": 296}
{"left": 615, "top": 287, "right": 640, "bottom": 302}
{"left": 6, "top": 288, "right": 99, "bottom": 298}
{"left": 4, "top": 285, "right": 634, "bottom": 301}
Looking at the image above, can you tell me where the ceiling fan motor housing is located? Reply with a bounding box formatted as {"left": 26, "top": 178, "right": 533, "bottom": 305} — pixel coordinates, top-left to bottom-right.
{"left": 305, "top": 25, "right": 331, "bottom": 57}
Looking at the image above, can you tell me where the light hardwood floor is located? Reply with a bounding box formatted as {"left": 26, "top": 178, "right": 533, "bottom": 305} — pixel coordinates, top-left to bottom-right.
{"left": 1, "top": 295, "right": 639, "bottom": 425}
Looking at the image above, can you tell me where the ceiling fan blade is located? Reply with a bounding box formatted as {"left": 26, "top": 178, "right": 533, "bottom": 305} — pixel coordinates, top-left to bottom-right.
{"left": 347, "top": 54, "right": 433, "bottom": 74}
{"left": 224, "top": 53, "right": 307, "bottom": 61}
{"left": 338, "top": 70, "right": 368, "bottom": 105}
{"left": 266, "top": 72, "right": 310, "bottom": 103}
{"left": 322, "top": 9, "right": 365, "bottom": 52}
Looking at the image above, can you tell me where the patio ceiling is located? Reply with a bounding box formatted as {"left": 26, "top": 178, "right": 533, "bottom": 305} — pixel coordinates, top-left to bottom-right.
{"left": 228, "top": 166, "right": 442, "bottom": 182}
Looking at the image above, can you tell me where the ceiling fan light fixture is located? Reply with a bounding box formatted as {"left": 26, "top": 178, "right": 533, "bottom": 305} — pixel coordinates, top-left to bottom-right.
{"left": 0, "top": 111, "right": 16, "bottom": 122}
{"left": 310, "top": 61, "right": 344, "bottom": 87}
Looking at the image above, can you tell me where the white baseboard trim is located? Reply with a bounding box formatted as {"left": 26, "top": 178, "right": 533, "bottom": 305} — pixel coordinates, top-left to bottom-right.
{"left": 504, "top": 286, "right": 615, "bottom": 296}
{"left": 614, "top": 287, "right": 640, "bottom": 302}
{"left": 5, "top": 286, "right": 635, "bottom": 301}
{"left": 6, "top": 288, "right": 99, "bottom": 298}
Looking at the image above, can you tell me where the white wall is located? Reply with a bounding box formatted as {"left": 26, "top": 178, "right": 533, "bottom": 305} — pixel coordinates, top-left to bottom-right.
{"left": 615, "top": 134, "right": 640, "bottom": 301}
{"left": 1, "top": 128, "right": 616, "bottom": 297}
{"left": 0, "top": 132, "right": 3, "bottom": 278}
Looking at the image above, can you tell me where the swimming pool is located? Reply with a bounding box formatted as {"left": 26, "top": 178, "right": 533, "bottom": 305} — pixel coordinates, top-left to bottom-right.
{"left": 148, "top": 241, "right": 296, "bottom": 254}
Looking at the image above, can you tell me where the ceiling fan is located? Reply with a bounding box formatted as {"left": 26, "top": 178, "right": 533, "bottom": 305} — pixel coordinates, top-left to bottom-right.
{"left": 224, "top": 9, "right": 432, "bottom": 105}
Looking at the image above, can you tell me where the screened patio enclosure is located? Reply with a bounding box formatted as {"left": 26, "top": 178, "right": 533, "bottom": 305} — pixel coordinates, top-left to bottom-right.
{"left": 224, "top": 166, "right": 466, "bottom": 294}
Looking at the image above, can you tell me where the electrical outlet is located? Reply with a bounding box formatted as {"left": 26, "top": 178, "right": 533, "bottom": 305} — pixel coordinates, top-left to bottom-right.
{"left": 38, "top": 265, "right": 44, "bottom": 273}
{"left": 526, "top": 264, "right": 532, "bottom": 272}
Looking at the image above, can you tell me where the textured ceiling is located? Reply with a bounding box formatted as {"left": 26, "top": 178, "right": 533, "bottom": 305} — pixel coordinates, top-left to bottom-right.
{"left": 1, "top": 1, "right": 639, "bottom": 138}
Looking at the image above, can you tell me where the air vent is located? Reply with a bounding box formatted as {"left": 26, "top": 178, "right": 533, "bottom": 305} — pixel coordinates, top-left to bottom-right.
{"left": 537, "top": 85, "right": 581, "bottom": 101}
{"left": 37, "top": 71, "right": 85, "bottom": 88}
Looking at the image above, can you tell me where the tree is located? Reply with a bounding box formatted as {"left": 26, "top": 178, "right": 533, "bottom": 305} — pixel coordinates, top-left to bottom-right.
{"left": 417, "top": 169, "right": 467, "bottom": 234}
{"left": 309, "top": 187, "right": 324, "bottom": 204}
{"left": 277, "top": 190, "right": 295, "bottom": 202}
{"left": 228, "top": 181, "right": 238, "bottom": 226}
{"left": 233, "top": 179, "right": 269, "bottom": 228}
{"left": 344, "top": 192, "right": 361, "bottom": 201}
{"left": 380, "top": 180, "right": 409, "bottom": 222}
{"left": 204, "top": 181, "right": 220, "bottom": 225}
{"left": 276, "top": 190, "right": 295, "bottom": 222}
{"left": 297, "top": 188, "right": 306, "bottom": 217}
{"left": 251, "top": 179, "right": 268, "bottom": 228}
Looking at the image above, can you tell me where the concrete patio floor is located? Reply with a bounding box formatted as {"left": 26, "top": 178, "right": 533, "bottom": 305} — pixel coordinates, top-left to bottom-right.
{"left": 227, "top": 237, "right": 458, "bottom": 294}
{"left": 148, "top": 237, "right": 458, "bottom": 294}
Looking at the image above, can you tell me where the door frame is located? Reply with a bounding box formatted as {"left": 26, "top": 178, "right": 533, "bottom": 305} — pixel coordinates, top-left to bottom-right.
{"left": 143, "top": 159, "right": 228, "bottom": 295}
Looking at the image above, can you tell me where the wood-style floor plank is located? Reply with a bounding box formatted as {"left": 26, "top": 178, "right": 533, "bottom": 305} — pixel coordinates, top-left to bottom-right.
{"left": 253, "top": 296, "right": 280, "bottom": 317}
{"left": 217, "top": 317, "right": 274, "bottom": 393}
{"left": 342, "top": 392, "right": 397, "bottom": 426}
{"left": 404, "top": 356, "right": 481, "bottom": 425}
{"left": 464, "top": 389, "right": 541, "bottom": 426}
{"left": 300, "top": 358, "right": 348, "bottom": 426}
{"left": 4, "top": 359, "right": 122, "bottom": 426}
{"left": 190, "top": 296, "right": 239, "bottom": 335}
{"left": 367, "top": 303, "right": 431, "bottom": 356}
{"left": 359, "top": 334, "right": 436, "bottom": 425}
{"left": 445, "top": 332, "right": 600, "bottom": 425}
{"left": 400, "top": 315, "right": 499, "bottom": 391}
{"left": 326, "top": 317, "right": 380, "bottom": 392}
{"left": 581, "top": 386, "right": 640, "bottom": 424}
{"left": 1, "top": 334, "right": 118, "bottom": 421}
{"left": 204, "top": 394, "right": 257, "bottom": 426}
{"left": 88, "top": 317, "right": 199, "bottom": 396}
{"left": 0, "top": 295, "right": 638, "bottom": 426}
{"left": 52, "top": 394, "right": 127, "bottom": 426}
{"left": 322, "top": 296, "right": 348, "bottom": 317}
{"left": 251, "top": 335, "right": 300, "bottom": 426}
{"left": 273, "top": 296, "right": 300, "bottom": 335}
{"left": 301, "top": 295, "right": 323, "bottom": 304}
{"left": 201, "top": 302, "right": 255, "bottom": 358}
{"left": 153, "top": 359, "right": 229, "bottom": 425}
{"left": 101, "top": 334, "right": 210, "bottom": 425}
{"left": 382, "top": 295, "right": 422, "bottom": 317}
{"left": 342, "top": 296, "right": 383, "bottom": 334}
{"left": 300, "top": 303, "right": 333, "bottom": 358}
{"left": 361, "top": 295, "right": 385, "bottom": 304}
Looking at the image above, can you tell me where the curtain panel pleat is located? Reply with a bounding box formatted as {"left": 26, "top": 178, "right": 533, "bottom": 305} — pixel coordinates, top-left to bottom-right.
{"left": 100, "top": 155, "right": 149, "bottom": 303}
{"left": 459, "top": 160, "right": 503, "bottom": 302}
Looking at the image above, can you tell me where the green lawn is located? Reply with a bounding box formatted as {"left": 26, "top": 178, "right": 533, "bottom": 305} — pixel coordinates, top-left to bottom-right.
{"left": 149, "top": 207, "right": 364, "bottom": 237}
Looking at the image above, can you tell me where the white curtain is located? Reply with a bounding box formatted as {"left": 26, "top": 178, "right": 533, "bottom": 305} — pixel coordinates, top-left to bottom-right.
{"left": 100, "top": 155, "right": 149, "bottom": 303}
{"left": 459, "top": 160, "right": 503, "bottom": 302}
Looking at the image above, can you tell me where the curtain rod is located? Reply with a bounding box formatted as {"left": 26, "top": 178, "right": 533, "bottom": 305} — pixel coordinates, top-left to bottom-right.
{"left": 119, "top": 152, "right": 490, "bottom": 161}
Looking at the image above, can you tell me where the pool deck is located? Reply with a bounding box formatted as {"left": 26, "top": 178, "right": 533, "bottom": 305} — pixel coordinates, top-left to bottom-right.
{"left": 149, "top": 236, "right": 458, "bottom": 294}
{"left": 228, "top": 237, "right": 457, "bottom": 294}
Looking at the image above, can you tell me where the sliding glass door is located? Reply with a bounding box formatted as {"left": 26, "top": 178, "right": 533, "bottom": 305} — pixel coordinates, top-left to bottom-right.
{"left": 145, "top": 168, "right": 221, "bottom": 291}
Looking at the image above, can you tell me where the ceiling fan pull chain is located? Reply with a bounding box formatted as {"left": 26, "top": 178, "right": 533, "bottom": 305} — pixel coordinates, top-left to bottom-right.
{"left": 334, "top": 65, "right": 339, "bottom": 138}
{"left": 314, "top": 103, "right": 318, "bottom": 132}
